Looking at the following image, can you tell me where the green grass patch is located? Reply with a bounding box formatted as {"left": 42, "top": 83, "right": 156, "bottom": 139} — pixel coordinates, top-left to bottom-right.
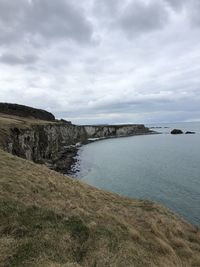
{"left": 0, "top": 199, "right": 90, "bottom": 266}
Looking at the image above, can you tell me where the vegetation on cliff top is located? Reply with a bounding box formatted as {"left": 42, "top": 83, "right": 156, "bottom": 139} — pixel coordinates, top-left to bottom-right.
{"left": 0, "top": 103, "right": 55, "bottom": 121}
{"left": 0, "top": 149, "right": 200, "bottom": 267}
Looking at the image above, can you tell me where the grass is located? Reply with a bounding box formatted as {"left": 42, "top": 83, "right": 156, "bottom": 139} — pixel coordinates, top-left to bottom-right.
{"left": 0, "top": 149, "right": 200, "bottom": 266}
{"left": 0, "top": 200, "right": 90, "bottom": 266}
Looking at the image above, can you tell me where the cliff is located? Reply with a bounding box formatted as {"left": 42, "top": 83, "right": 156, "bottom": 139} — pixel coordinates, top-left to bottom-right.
{"left": 0, "top": 109, "right": 151, "bottom": 173}
{"left": 0, "top": 114, "right": 87, "bottom": 173}
{"left": 84, "top": 124, "right": 149, "bottom": 138}
{"left": 0, "top": 148, "right": 200, "bottom": 267}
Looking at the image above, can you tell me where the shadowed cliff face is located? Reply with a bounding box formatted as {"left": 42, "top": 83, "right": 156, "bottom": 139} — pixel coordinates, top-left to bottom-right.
{"left": 8, "top": 124, "right": 87, "bottom": 161}
{"left": 2, "top": 120, "right": 88, "bottom": 173}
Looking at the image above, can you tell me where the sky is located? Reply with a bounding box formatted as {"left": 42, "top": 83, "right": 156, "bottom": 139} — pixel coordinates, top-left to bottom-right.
{"left": 0, "top": 0, "right": 200, "bottom": 125}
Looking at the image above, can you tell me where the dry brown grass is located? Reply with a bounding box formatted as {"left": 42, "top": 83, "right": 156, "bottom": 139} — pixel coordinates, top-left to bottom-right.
{"left": 0, "top": 113, "right": 56, "bottom": 125}
{"left": 0, "top": 149, "right": 200, "bottom": 267}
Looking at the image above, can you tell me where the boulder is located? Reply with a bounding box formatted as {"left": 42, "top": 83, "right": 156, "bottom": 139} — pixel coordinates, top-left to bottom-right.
{"left": 171, "top": 129, "right": 183, "bottom": 135}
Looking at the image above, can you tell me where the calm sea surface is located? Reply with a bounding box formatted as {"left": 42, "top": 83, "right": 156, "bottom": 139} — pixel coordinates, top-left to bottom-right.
{"left": 74, "top": 122, "right": 200, "bottom": 226}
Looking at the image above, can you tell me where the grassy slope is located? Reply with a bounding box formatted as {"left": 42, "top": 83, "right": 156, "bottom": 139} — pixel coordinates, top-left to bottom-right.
{"left": 0, "top": 149, "right": 200, "bottom": 267}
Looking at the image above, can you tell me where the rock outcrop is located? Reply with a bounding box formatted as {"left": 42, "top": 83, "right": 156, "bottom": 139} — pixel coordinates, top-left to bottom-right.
{"left": 185, "top": 131, "right": 196, "bottom": 134}
{"left": 171, "top": 129, "right": 183, "bottom": 134}
{"left": 0, "top": 103, "right": 55, "bottom": 121}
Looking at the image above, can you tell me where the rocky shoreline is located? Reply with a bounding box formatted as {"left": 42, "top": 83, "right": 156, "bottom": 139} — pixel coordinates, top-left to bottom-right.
{"left": 59, "top": 131, "right": 158, "bottom": 176}
{"left": 45, "top": 144, "right": 79, "bottom": 175}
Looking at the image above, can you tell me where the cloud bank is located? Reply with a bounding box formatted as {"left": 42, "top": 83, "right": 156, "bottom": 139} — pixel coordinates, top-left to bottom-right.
{"left": 0, "top": 0, "right": 200, "bottom": 124}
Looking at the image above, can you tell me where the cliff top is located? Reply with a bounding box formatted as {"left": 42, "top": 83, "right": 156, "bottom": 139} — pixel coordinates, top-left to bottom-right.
{"left": 84, "top": 124, "right": 145, "bottom": 127}
{"left": 0, "top": 103, "right": 55, "bottom": 121}
{"left": 0, "top": 113, "right": 57, "bottom": 127}
{"left": 0, "top": 148, "right": 200, "bottom": 267}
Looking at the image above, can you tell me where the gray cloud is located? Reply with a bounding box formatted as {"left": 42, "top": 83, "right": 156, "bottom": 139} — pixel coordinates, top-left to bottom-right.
{"left": 93, "top": 0, "right": 121, "bottom": 17}
{"left": 0, "top": 0, "right": 93, "bottom": 46}
{"left": 164, "top": 0, "right": 186, "bottom": 10}
{"left": 188, "top": 1, "right": 200, "bottom": 27}
{"left": 26, "top": 0, "right": 93, "bottom": 43}
{"left": 118, "top": 0, "right": 169, "bottom": 37}
{"left": 0, "top": 53, "right": 38, "bottom": 65}
{"left": 165, "top": 0, "right": 200, "bottom": 27}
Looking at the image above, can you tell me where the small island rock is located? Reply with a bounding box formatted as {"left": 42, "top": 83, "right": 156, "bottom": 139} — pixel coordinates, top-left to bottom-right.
{"left": 185, "top": 131, "right": 196, "bottom": 134}
{"left": 171, "top": 129, "right": 183, "bottom": 134}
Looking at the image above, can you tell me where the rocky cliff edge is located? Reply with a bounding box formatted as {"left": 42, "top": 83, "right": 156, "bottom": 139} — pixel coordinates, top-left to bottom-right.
{"left": 0, "top": 104, "right": 151, "bottom": 173}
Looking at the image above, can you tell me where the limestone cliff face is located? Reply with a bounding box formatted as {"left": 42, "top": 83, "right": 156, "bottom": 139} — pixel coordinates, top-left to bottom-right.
{"left": 4, "top": 123, "right": 87, "bottom": 164}
{"left": 84, "top": 124, "right": 149, "bottom": 138}
{"left": 3, "top": 123, "right": 150, "bottom": 160}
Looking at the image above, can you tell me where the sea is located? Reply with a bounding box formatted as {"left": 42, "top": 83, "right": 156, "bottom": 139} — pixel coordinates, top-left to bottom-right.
{"left": 73, "top": 122, "right": 200, "bottom": 226}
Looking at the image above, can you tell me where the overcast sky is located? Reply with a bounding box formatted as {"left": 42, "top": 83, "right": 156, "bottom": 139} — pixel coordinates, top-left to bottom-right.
{"left": 0, "top": 0, "right": 200, "bottom": 124}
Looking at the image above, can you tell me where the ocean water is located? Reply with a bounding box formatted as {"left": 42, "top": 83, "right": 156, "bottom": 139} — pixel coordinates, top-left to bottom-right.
{"left": 75, "top": 122, "right": 200, "bottom": 226}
